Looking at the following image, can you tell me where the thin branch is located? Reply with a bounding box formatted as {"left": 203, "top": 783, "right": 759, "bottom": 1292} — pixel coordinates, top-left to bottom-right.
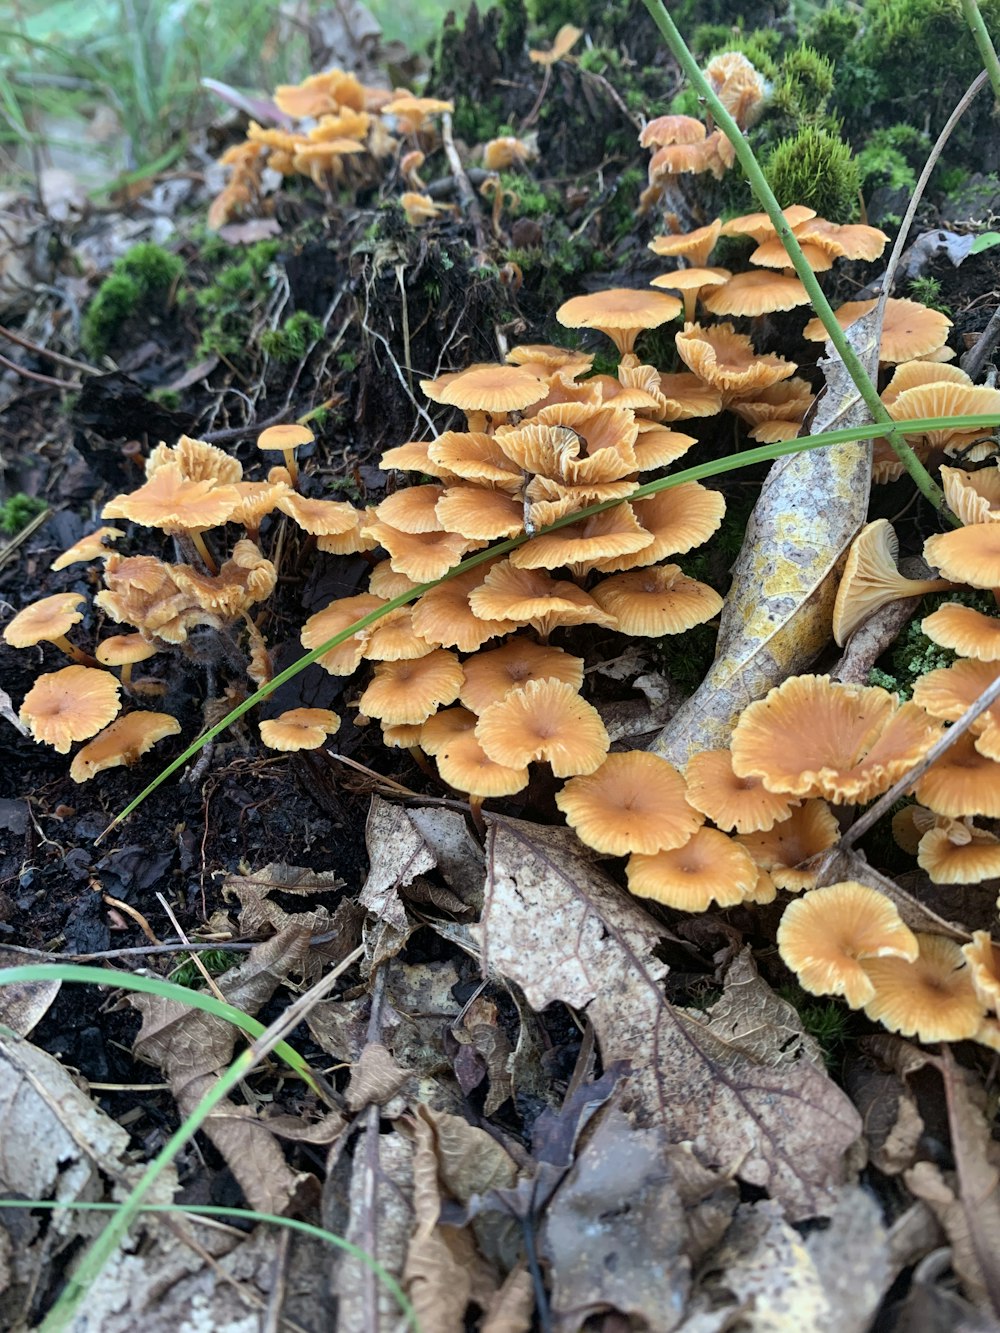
{"left": 0, "top": 350, "right": 79, "bottom": 390}
{"left": 961, "top": 303, "right": 1000, "bottom": 380}
{"left": 0, "top": 322, "right": 98, "bottom": 375}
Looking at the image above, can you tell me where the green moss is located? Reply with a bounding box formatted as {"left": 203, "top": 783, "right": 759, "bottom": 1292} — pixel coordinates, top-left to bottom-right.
{"left": 171, "top": 950, "right": 242, "bottom": 987}
{"left": 195, "top": 239, "right": 280, "bottom": 362}
{"left": 0, "top": 492, "right": 46, "bottom": 536}
{"left": 260, "top": 311, "right": 325, "bottom": 363}
{"left": 500, "top": 171, "right": 558, "bottom": 219}
{"left": 82, "top": 241, "right": 184, "bottom": 358}
{"left": 764, "top": 126, "right": 860, "bottom": 223}
{"left": 856, "top": 123, "right": 927, "bottom": 195}
{"left": 777, "top": 984, "right": 853, "bottom": 1068}
{"left": 151, "top": 387, "right": 181, "bottom": 410}
{"left": 872, "top": 589, "right": 999, "bottom": 698}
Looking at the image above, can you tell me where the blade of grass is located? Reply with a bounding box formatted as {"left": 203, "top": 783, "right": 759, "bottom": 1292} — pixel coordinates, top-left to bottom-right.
{"left": 640, "top": 0, "right": 946, "bottom": 512}
{"left": 104, "top": 411, "right": 1000, "bottom": 834}
{"left": 960, "top": 0, "right": 1000, "bottom": 105}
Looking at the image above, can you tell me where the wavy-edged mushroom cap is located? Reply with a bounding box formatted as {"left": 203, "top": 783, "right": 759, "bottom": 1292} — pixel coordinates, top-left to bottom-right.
{"left": 705, "top": 50, "right": 769, "bottom": 127}
{"left": 650, "top": 266, "right": 731, "bottom": 324}
{"left": 591, "top": 565, "right": 722, "bottom": 635}
{"left": 638, "top": 114, "right": 707, "bottom": 149}
{"left": 511, "top": 505, "right": 653, "bottom": 572}
{"left": 555, "top": 288, "right": 682, "bottom": 355}
{"left": 889, "top": 382, "right": 1000, "bottom": 456}
{"left": 315, "top": 511, "right": 379, "bottom": 556}
{"left": 408, "top": 564, "right": 512, "bottom": 652}
{"left": 731, "top": 674, "right": 943, "bottom": 804}
{"left": 882, "top": 360, "right": 972, "bottom": 409}
{"left": 421, "top": 705, "right": 478, "bottom": 755}
{"left": 832, "top": 519, "right": 951, "bottom": 646}
{"left": 590, "top": 484, "right": 727, "bottom": 573}
{"left": 701, "top": 269, "right": 810, "bottom": 318}
{"left": 729, "top": 378, "right": 815, "bottom": 430}
{"left": 862, "top": 933, "right": 983, "bottom": 1041}
{"left": 962, "top": 931, "right": 1000, "bottom": 1012}
{"left": 380, "top": 439, "right": 461, "bottom": 481}
{"left": 793, "top": 218, "right": 889, "bottom": 262}
{"left": 648, "top": 219, "right": 722, "bottom": 266}
{"left": 460, "top": 639, "right": 584, "bottom": 714}
{"left": 658, "top": 372, "right": 724, "bottom": 421}
{"left": 358, "top": 650, "right": 464, "bottom": 725}
{"left": 736, "top": 800, "right": 840, "bottom": 891}
{"left": 103, "top": 462, "right": 240, "bottom": 533}
{"left": 914, "top": 731, "right": 1000, "bottom": 818}
{"left": 426, "top": 432, "right": 523, "bottom": 488}
{"left": 435, "top": 487, "right": 524, "bottom": 540}
{"left": 375, "top": 485, "right": 445, "bottom": 535}
{"left": 259, "top": 707, "right": 340, "bottom": 751}
{"left": 367, "top": 561, "right": 421, "bottom": 601}
{"left": 924, "top": 524, "right": 1000, "bottom": 589}
{"left": 147, "top": 434, "right": 243, "bottom": 485}
{"left": 913, "top": 658, "right": 1000, "bottom": 735}
{"left": 363, "top": 608, "right": 434, "bottom": 662}
{"left": 917, "top": 820, "right": 1000, "bottom": 884}
{"left": 748, "top": 237, "right": 835, "bottom": 272}
{"left": 50, "top": 526, "right": 124, "bottom": 571}
{"left": 556, "top": 751, "right": 702, "bottom": 855}
{"left": 4, "top": 593, "right": 87, "bottom": 658}
{"left": 720, "top": 204, "right": 816, "bottom": 241}
{"left": 361, "top": 520, "right": 475, "bottom": 582}
{"left": 507, "top": 343, "right": 594, "bottom": 376}
{"left": 469, "top": 561, "right": 617, "bottom": 638}
{"left": 684, "top": 748, "right": 798, "bottom": 833}
{"left": 777, "top": 882, "right": 918, "bottom": 1008}
{"left": 69, "top": 710, "right": 180, "bottom": 781}
{"left": 626, "top": 827, "right": 757, "bottom": 911}
{"left": 922, "top": 604, "right": 1000, "bottom": 662}
{"left": 632, "top": 424, "right": 698, "bottom": 471}
{"left": 20, "top": 665, "right": 122, "bottom": 752}
{"left": 301, "top": 593, "right": 387, "bottom": 675}
{"left": 435, "top": 729, "right": 529, "bottom": 799}
{"left": 422, "top": 364, "right": 548, "bottom": 417}
{"left": 940, "top": 464, "right": 1000, "bottom": 526}
{"left": 276, "top": 492, "right": 364, "bottom": 537}
{"left": 675, "top": 323, "right": 796, "bottom": 395}
{"left": 475, "top": 678, "right": 609, "bottom": 777}
{"left": 803, "top": 298, "right": 952, "bottom": 364}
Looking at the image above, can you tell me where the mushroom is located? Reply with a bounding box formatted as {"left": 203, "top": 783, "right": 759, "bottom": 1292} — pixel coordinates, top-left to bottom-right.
{"left": 658, "top": 372, "right": 724, "bottom": 421}
{"left": 887, "top": 382, "right": 1000, "bottom": 455}
{"left": 803, "top": 298, "right": 952, "bottom": 364}
{"left": 736, "top": 799, "right": 840, "bottom": 892}
{"left": 940, "top": 463, "right": 1000, "bottom": 526}
{"left": 475, "top": 678, "right": 609, "bottom": 777}
{"left": 776, "top": 881, "right": 918, "bottom": 1008}
{"left": 831, "top": 519, "right": 952, "bottom": 646}
{"left": 917, "top": 819, "right": 1000, "bottom": 883}
{"left": 358, "top": 649, "right": 464, "bottom": 725}
{"left": 792, "top": 218, "right": 889, "bottom": 263}
{"left": 638, "top": 114, "right": 707, "bottom": 151}
{"left": 704, "top": 50, "right": 770, "bottom": 129}
{"left": 924, "top": 523, "right": 1000, "bottom": 589}
{"left": 510, "top": 504, "right": 653, "bottom": 572}
{"left": 360, "top": 519, "right": 475, "bottom": 582}
{"left": 730, "top": 674, "right": 942, "bottom": 804}
{"left": 273, "top": 70, "right": 366, "bottom": 119}
{"left": 459, "top": 638, "right": 584, "bottom": 714}
{"left": 506, "top": 343, "right": 593, "bottom": 376}
{"left": 69, "top": 711, "right": 180, "bottom": 782}
{"left": 862, "top": 933, "right": 983, "bottom": 1042}
{"left": 590, "top": 484, "right": 726, "bottom": 573}
{"left": 921, "top": 603, "right": 1000, "bottom": 661}
{"left": 146, "top": 434, "right": 243, "bottom": 485}
{"left": 420, "top": 706, "right": 478, "bottom": 756}
{"left": 747, "top": 238, "right": 835, "bottom": 272}
{"left": 961, "top": 931, "right": 1000, "bottom": 1012}
{"left": 382, "top": 438, "right": 462, "bottom": 481}
{"left": 700, "top": 270, "right": 811, "bottom": 318}
{"left": 95, "top": 633, "right": 158, "bottom": 691}
{"left": 421, "top": 363, "right": 548, "bottom": 428}
{"left": 277, "top": 491, "right": 366, "bottom": 538}
{"left": 19, "top": 665, "right": 122, "bottom": 752}
{"left": 528, "top": 22, "right": 582, "bottom": 65}
{"left": 300, "top": 593, "right": 388, "bottom": 675}
{"left": 482, "top": 136, "right": 535, "bottom": 171}
{"left": 913, "top": 731, "right": 1000, "bottom": 818}
{"left": 291, "top": 139, "right": 367, "bottom": 189}
{"left": 400, "top": 191, "right": 454, "bottom": 225}
{"left": 651, "top": 266, "right": 731, "bottom": 324}
{"left": 382, "top": 94, "right": 454, "bottom": 136}
{"left": 368, "top": 561, "right": 423, "bottom": 600}
{"left": 375, "top": 485, "right": 447, "bottom": 533}
{"left": 728, "top": 379, "right": 815, "bottom": 436}
{"left": 632, "top": 423, "right": 698, "bottom": 471}
{"left": 648, "top": 219, "right": 722, "bottom": 268}
{"left": 684, "top": 748, "right": 798, "bottom": 833}
{"left": 626, "top": 827, "right": 757, "bottom": 911}
{"left": 435, "top": 486, "right": 525, "bottom": 540}
{"left": 410, "top": 565, "right": 517, "bottom": 652}
{"left": 556, "top": 751, "right": 702, "bottom": 855}
{"left": 257, "top": 423, "right": 313, "bottom": 487}
{"left": 555, "top": 288, "right": 682, "bottom": 356}
{"left": 468, "top": 561, "right": 617, "bottom": 638}
{"left": 591, "top": 565, "right": 722, "bottom": 635}
{"left": 434, "top": 730, "right": 530, "bottom": 813}
{"left": 103, "top": 461, "right": 240, "bottom": 573}
{"left": 674, "top": 323, "right": 796, "bottom": 396}
{"left": 399, "top": 149, "right": 426, "bottom": 189}
{"left": 911, "top": 659, "right": 1000, "bottom": 759}
{"left": 720, "top": 204, "right": 817, "bottom": 241}
{"left": 3, "top": 593, "right": 95, "bottom": 665}
{"left": 426, "top": 431, "right": 523, "bottom": 488}
{"left": 50, "top": 526, "right": 124, "bottom": 571}
{"left": 259, "top": 708, "right": 341, "bottom": 751}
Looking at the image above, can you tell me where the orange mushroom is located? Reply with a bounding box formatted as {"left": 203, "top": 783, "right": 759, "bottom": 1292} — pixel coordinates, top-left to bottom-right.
{"left": 590, "top": 565, "right": 722, "bottom": 635}
{"left": 555, "top": 288, "right": 682, "bottom": 356}
{"left": 257, "top": 423, "right": 314, "bottom": 487}
{"left": 69, "top": 710, "right": 180, "bottom": 782}
{"left": 103, "top": 462, "right": 240, "bottom": 572}
{"left": 736, "top": 800, "right": 840, "bottom": 892}
{"left": 832, "top": 519, "right": 951, "bottom": 646}
{"left": 862, "top": 933, "right": 983, "bottom": 1041}
{"left": 4, "top": 593, "right": 94, "bottom": 665}
{"left": 684, "top": 748, "right": 798, "bottom": 833}
{"left": 358, "top": 650, "right": 464, "bottom": 725}
{"left": 674, "top": 323, "right": 796, "bottom": 396}
{"left": 468, "top": 561, "right": 617, "bottom": 638}
{"left": 459, "top": 638, "right": 584, "bottom": 714}
{"left": 19, "top": 665, "right": 122, "bottom": 752}
{"left": 50, "top": 526, "right": 124, "bottom": 571}
{"left": 475, "top": 678, "right": 609, "bottom": 777}
{"left": 259, "top": 708, "right": 341, "bottom": 751}
{"left": 556, "top": 751, "right": 702, "bottom": 855}
{"left": 626, "top": 827, "right": 757, "bottom": 911}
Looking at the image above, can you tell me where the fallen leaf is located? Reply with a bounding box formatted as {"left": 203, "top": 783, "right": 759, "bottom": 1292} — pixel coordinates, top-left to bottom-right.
{"left": 346, "top": 1041, "right": 410, "bottom": 1112}
{"left": 481, "top": 816, "right": 862, "bottom": 1220}
{"left": 480, "top": 1263, "right": 534, "bottom": 1333}
{"left": 844, "top": 1050, "right": 924, "bottom": 1175}
{"left": 223, "top": 861, "right": 361, "bottom": 976}
{"left": 651, "top": 313, "right": 878, "bottom": 767}
{"left": 803, "top": 1185, "right": 894, "bottom": 1332}
{"left": 941, "top": 1049, "right": 1000, "bottom": 1314}
{"left": 702, "top": 946, "right": 824, "bottom": 1067}
{"left": 0, "top": 948, "right": 60, "bottom": 1035}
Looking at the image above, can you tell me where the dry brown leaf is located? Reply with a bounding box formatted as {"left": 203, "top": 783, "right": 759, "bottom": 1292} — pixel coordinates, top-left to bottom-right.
{"left": 480, "top": 1263, "right": 535, "bottom": 1333}
{"left": 481, "top": 816, "right": 862, "bottom": 1220}
{"left": 652, "top": 313, "right": 878, "bottom": 767}
{"left": 844, "top": 1053, "right": 924, "bottom": 1175}
{"left": 222, "top": 861, "right": 361, "bottom": 976}
{"left": 452, "top": 993, "right": 514, "bottom": 1114}
{"left": 702, "top": 947, "right": 824, "bottom": 1067}
{"left": 941, "top": 1050, "right": 1000, "bottom": 1314}
{"left": 0, "top": 947, "right": 60, "bottom": 1035}
{"left": 346, "top": 1041, "right": 411, "bottom": 1112}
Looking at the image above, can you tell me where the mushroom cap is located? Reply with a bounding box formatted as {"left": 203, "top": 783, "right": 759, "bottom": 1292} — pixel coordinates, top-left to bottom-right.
{"left": 524, "top": 476, "right": 638, "bottom": 529}
{"left": 803, "top": 298, "right": 952, "bottom": 364}
{"left": 591, "top": 565, "right": 722, "bottom": 636}
{"left": 648, "top": 219, "right": 722, "bottom": 267}
{"left": 435, "top": 486, "right": 524, "bottom": 540}
{"left": 230, "top": 480, "right": 291, "bottom": 530}
{"left": 468, "top": 561, "right": 617, "bottom": 637}
{"left": 862, "top": 933, "right": 983, "bottom": 1041}
{"left": 728, "top": 378, "right": 815, "bottom": 429}
{"left": 922, "top": 604, "right": 1000, "bottom": 662}
{"left": 276, "top": 493, "right": 363, "bottom": 537}
{"left": 495, "top": 409, "right": 637, "bottom": 486}
{"left": 961, "top": 931, "right": 1000, "bottom": 1012}
{"left": 590, "top": 483, "right": 727, "bottom": 573}
{"left": 924, "top": 523, "right": 1000, "bottom": 589}
{"left": 4, "top": 593, "right": 86, "bottom": 648}
{"left": 626, "top": 827, "right": 758, "bottom": 910}
{"left": 459, "top": 639, "right": 584, "bottom": 713}
{"left": 69, "top": 710, "right": 180, "bottom": 781}
{"left": 793, "top": 218, "right": 889, "bottom": 262}
{"left": 731, "top": 674, "right": 943, "bottom": 804}
{"left": 50, "top": 526, "right": 124, "bottom": 571}
{"left": 420, "top": 706, "right": 478, "bottom": 755}
{"left": 381, "top": 721, "right": 427, "bottom": 749}
{"left": 103, "top": 462, "right": 240, "bottom": 532}
{"left": 912, "top": 660, "right": 1000, "bottom": 764}
{"left": 375, "top": 485, "right": 446, "bottom": 534}
{"left": 882, "top": 359, "right": 972, "bottom": 408}
{"left": 556, "top": 751, "right": 703, "bottom": 855}
{"left": 361, "top": 520, "right": 475, "bottom": 582}
{"left": 363, "top": 608, "right": 434, "bottom": 662}
{"left": 528, "top": 22, "right": 582, "bottom": 65}
{"left": 720, "top": 204, "right": 816, "bottom": 241}
{"left": 888, "top": 382, "right": 1000, "bottom": 451}
{"left": 658, "top": 372, "right": 724, "bottom": 421}
{"left": 684, "top": 748, "right": 798, "bottom": 833}
{"left": 423, "top": 364, "right": 548, "bottom": 414}
{"left": 400, "top": 191, "right": 450, "bottom": 224}
{"left": 748, "top": 238, "right": 835, "bottom": 272}
{"left": 167, "top": 540, "right": 276, "bottom": 618}
{"left": 913, "top": 730, "right": 1000, "bottom": 817}
{"left": 632, "top": 424, "right": 698, "bottom": 471}
{"left": 555, "top": 288, "right": 682, "bottom": 354}
{"left": 435, "top": 729, "right": 530, "bottom": 798}
{"left": 147, "top": 434, "right": 243, "bottom": 485}
{"left": 410, "top": 564, "right": 515, "bottom": 652}
{"left": 19, "top": 665, "right": 122, "bottom": 753}
{"left": 475, "top": 678, "right": 609, "bottom": 777}
{"left": 940, "top": 464, "right": 1000, "bottom": 526}
{"left": 380, "top": 439, "right": 461, "bottom": 481}
{"left": 705, "top": 50, "right": 769, "bottom": 127}
{"left": 315, "top": 513, "right": 379, "bottom": 556}
{"left": 511, "top": 504, "right": 653, "bottom": 572}
{"left": 674, "top": 323, "right": 796, "bottom": 395}
{"left": 832, "top": 518, "right": 951, "bottom": 646}
{"left": 358, "top": 650, "right": 464, "bottom": 725}
{"left": 777, "top": 882, "right": 918, "bottom": 1008}
{"left": 507, "top": 343, "right": 594, "bottom": 375}
{"left": 639, "top": 114, "right": 707, "bottom": 148}
{"left": 482, "top": 136, "right": 534, "bottom": 170}
{"left": 650, "top": 266, "right": 731, "bottom": 295}
{"left": 368, "top": 561, "right": 422, "bottom": 601}
{"left": 257, "top": 423, "right": 315, "bottom": 453}
{"left": 259, "top": 707, "right": 340, "bottom": 751}
{"left": 701, "top": 269, "right": 811, "bottom": 317}
{"left": 95, "top": 633, "right": 158, "bottom": 667}
{"left": 917, "top": 822, "right": 1000, "bottom": 884}
{"left": 301, "top": 593, "right": 387, "bottom": 675}
{"left": 427, "top": 432, "right": 523, "bottom": 488}
{"left": 736, "top": 799, "right": 840, "bottom": 891}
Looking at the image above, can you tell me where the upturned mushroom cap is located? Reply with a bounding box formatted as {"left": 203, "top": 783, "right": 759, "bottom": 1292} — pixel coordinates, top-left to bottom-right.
{"left": 590, "top": 484, "right": 727, "bottom": 573}
{"left": 793, "top": 218, "right": 889, "bottom": 262}
{"left": 555, "top": 288, "right": 683, "bottom": 355}
{"left": 435, "top": 729, "right": 529, "bottom": 798}
{"left": 426, "top": 432, "right": 523, "bottom": 488}
{"left": 728, "top": 378, "right": 815, "bottom": 429}
{"left": 363, "top": 608, "right": 434, "bottom": 662}
{"left": 913, "top": 731, "right": 1000, "bottom": 818}
{"left": 103, "top": 462, "right": 240, "bottom": 533}
{"left": 674, "top": 323, "right": 796, "bottom": 395}
{"left": 459, "top": 639, "right": 584, "bottom": 713}
{"left": 507, "top": 343, "right": 594, "bottom": 375}
{"left": 626, "top": 827, "right": 758, "bottom": 911}
{"left": 748, "top": 238, "right": 834, "bottom": 272}
{"left": 591, "top": 565, "right": 722, "bottom": 635}
{"left": 528, "top": 22, "right": 582, "bottom": 65}
{"left": 720, "top": 204, "right": 816, "bottom": 241}
{"left": 731, "top": 674, "right": 943, "bottom": 804}
{"left": 146, "top": 434, "right": 243, "bottom": 485}
{"left": 375, "top": 485, "right": 446, "bottom": 534}
{"left": 69, "top": 710, "right": 180, "bottom": 781}
{"left": 912, "top": 661, "right": 1000, "bottom": 766}
{"left": 803, "top": 298, "right": 952, "bottom": 364}
{"left": 658, "top": 372, "right": 724, "bottom": 421}
{"left": 361, "top": 519, "right": 475, "bottom": 582}
{"left": 923, "top": 524, "right": 1000, "bottom": 589}
{"left": 435, "top": 487, "right": 524, "bottom": 540}
{"left": 50, "top": 527, "right": 124, "bottom": 571}
{"left": 702, "top": 270, "right": 811, "bottom": 318}
{"left": 962, "top": 931, "right": 1000, "bottom": 1012}
{"left": 917, "top": 821, "right": 1000, "bottom": 884}
{"left": 684, "top": 749, "right": 798, "bottom": 833}
{"left": 420, "top": 706, "right": 478, "bottom": 755}
{"left": 300, "top": 593, "right": 388, "bottom": 675}
{"left": 380, "top": 439, "right": 461, "bottom": 480}
{"left": 862, "top": 933, "right": 983, "bottom": 1041}
{"left": 632, "top": 424, "right": 698, "bottom": 471}
{"left": 368, "top": 561, "right": 421, "bottom": 601}
{"left": 881, "top": 360, "right": 973, "bottom": 408}
{"left": 556, "top": 751, "right": 703, "bottom": 855}
{"left": 410, "top": 564, "right": 515, "bottom": 652}
{"left": 648, "top": 219, "right": 722, "bottom": 267}
{"left": 277, "top": 493, "right": 365, "bottom": 537}
{"left": 422, "top": 364, "right": 548, "bottom": 415}
{"left": 495, "top": 407, "right": 638, "bottom": 486}
{"left": 358, "top": 650, "right": 464, "bottom": 725}
{"left": 638, "top": 114, "right": 707, "bottom": 148}
{"left": 777, "top": 882, "right": 918, "bottom": 1008}
{"left": 888, "top": 382, "right": 1000, "bottom": 453}
{"left": 705, "top": 50, "right": 769, "bottom": 128}
{"left": 940, "top": 464, "right": 1000, "bottom": 526}
{"left": 259, "top": 708, "right": 340, "bottom": 751}
{"left": 511, "top": 505, "right": 653, "bottom": 572}
{"left": 468, "top": 561, "right": 617, "bottom": 637}
{"left": 475, "top": 678, "right": 609, "bottom": 777}
{"left": 736, "top": 800, "right": 840, "bottom": 891}
{"left": 4, "top": 593, "right": 86, "bottom": 650}
{"left": 19, "top": 665, "right": 122, "bottom": 752}
{"left": 922, "top": 604, "right": 1000, "bottom": 661}
{"left": 832, "top": 519, "right": 952, "bottom": 646}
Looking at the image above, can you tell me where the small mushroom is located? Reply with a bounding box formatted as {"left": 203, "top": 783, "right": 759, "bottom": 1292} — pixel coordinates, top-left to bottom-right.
{"left": 434, "top": 729, "right": 529, "bottom": 816}
{"left": 590, "top": 565, "right": 722, "bottom": 635}
{"left": 832, "top": 519, "right": 952, "bottom": 646}
{"left": 648, "top": 219, "right": 722, "bottom": 268}
{"left": 475, "top": 677, "right": 609, "bottom": 777}
{"left": 736, "top": 800, "right": 840, "bottom": 892}
{"left": 803, "top": 298, "right": 952, "bottom": 365}
{"left": 259, "top": 708, "right": 341, "bottom": 751}
{"left": 19, "top": 665, "right": 122, "bottom": 752}
{"left": 684, "top": 748, "right": 798, "bottom": 833}
{"left": 459, "top": 639, "right": 584, "bottom": 713}
{"left": 626, "top": 827, "right": 757, "bottom": 911}
{"left": 468, "top": 561, "right": 617, "bottom": 638}
{"left": 50, "top": 526, "right": 124, "bottom": 571}
{"left": 358, "top": 649, "right": 464, "bottom": 725}
{"left": 701, "top": 269, "right": 811, "bottom": 318}
{"left": 4, "top": 593, "right": 95, "bottom": 665}
{"left": 556, "top": 751, "right": 702, "bottom": 856}
{"left": 675, "top": 323, "right": 796, "bottom": 396}
{"left": 913, "top": 731, "right": 1000, "bottom": 818}
{"left": 411, "top": 567, "right": 516, "bottom": 652}
{"left": 69, "top": 711, "right": 180, "bottom": 782}
{"left": 961, "top": 931, "right": 1000, "bottom": 1013}
{"left": 555, "top": 288, "right": 682, "bottom": 356}
{"left": 917, "top": 819, "right": 1000, "bottom": 884}
{"left": 103, "top": 462, "right": 241, "bottom": 573}
{"left": 651, "top": 266, "right": 731, "bottom": 324}
{"left": 924, "top": 523, "right": 1000, "bottom": 589}
{"left": 922, "top": 603, "right": 1000, "bottom": 661}
{"left": 862, "top": 933, "right": 983, "bottom": 1042}
{"left": 95, "top": 632, "right": 158, "bottom": 691}
{"left": 257, "top": 423, "right": 313, "bottom": 487}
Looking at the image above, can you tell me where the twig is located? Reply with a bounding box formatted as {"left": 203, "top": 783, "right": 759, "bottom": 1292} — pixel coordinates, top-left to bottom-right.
{"left": 0, "top": 350, "right": 79, "bottom": 390}
{"left": 201, "top": 410, "right": 289, "bottom": 444}
{"left": 156, "top": 891, "right": 228, "bottom": 1004}
{"left": 962, "top": 304, "right": 1000, "bottom": 380}
{"left": 440, "top": 111, "right": 489, "bottom": 256}
{"left": 0, "top": 322, "right": 99, "bottom": 375}
{"left": 837, "top": 668, "right": 1000, "bottom": 852}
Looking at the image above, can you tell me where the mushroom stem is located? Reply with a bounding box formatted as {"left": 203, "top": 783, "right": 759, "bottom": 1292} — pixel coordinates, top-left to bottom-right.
{"left": 683, "top": 291, "right": 697, "bottom": 324}
{"left": 406, "top": 745, "right": 435, "bottom": 779}
{"left": 120, "top": 663, "right": 133, "bottom": 689}
{"left": 468, "top": 794, "right": 486, "bottom": 835}
{"left": 282, "top": 450, "right": 300, "bottom": 487}
{"left": 189, "top": 530, "right": 218, "bottom": 574}
{"left": 50, "top": 635, "right": 98, "bottom": 667}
